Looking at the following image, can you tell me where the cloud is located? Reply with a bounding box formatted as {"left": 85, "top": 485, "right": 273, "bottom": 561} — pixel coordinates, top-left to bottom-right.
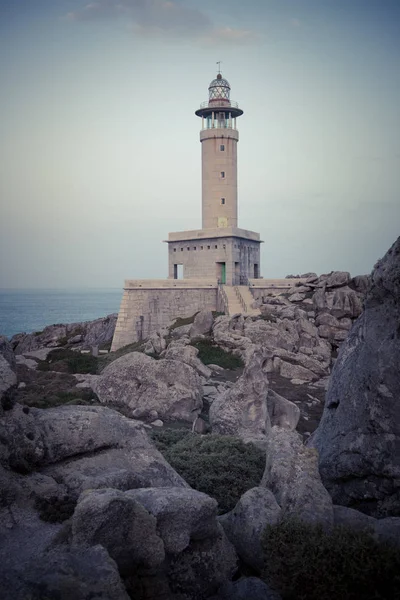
{"left": 67, "top": 0, "right": 258, "bottom": 44}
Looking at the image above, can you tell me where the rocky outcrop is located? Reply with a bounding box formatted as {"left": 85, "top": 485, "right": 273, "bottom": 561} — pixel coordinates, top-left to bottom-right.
{"left": 94, "top": 352, "right": 203, "bottom": 423}
{"left": 219, "top": 487, "right": 281, "bottom": 572}
{"left": 310, "top": 236, "right": 400, "bottom": 517}
{"left": 0, "top": 336, "right": 17, "bottom": 411}
{"left": 11, "top": 314, "right": 117, "bottom": 354}
{"left": 189, "top": 310, "right": 214, "bottom": 338}
{"left": 262, "top": 426, "right": 333, "bottom": 525}
{"left": 209, "top": 348, "right": 271, "bottom": 445}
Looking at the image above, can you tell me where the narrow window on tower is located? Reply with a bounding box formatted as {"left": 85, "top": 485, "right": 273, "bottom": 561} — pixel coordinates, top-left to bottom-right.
{"left": 221, "top": 198, "right": 225, "bottom": 205}
{"left": 220, "top": 144, "right": 225, "bottom": 151}
{"left": 221, "top": 171, "right": 225, "bottom": 178}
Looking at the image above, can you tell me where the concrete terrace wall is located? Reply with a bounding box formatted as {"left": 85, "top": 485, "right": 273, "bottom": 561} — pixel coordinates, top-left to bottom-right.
{"left": 111, "top": 279, "right": 218, "bottom": 351}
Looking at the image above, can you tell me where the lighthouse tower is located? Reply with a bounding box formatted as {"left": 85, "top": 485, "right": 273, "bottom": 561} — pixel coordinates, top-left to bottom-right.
{"left": 195, "top": 73, "right": 243, "bottom": 230}
{"left": 167, "top": 69, "right": 262, "bottom": 286}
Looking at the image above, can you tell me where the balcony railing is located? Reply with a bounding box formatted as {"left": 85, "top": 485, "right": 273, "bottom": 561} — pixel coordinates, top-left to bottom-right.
{"left": 199, "top": 100, "right": 239, "bottom": 109}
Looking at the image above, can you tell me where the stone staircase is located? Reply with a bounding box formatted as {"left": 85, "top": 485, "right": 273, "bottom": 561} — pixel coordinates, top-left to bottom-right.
{"left": 221, "top": 285, "right": 261, "bottom": 317}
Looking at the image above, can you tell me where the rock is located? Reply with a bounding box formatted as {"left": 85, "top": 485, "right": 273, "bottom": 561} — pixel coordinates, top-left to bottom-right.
{"left": 0, "top": 404, "right": 188, "bottom": 494}
{"left": 209, "top": 348, "right": 271, "bottom": 445}
{"left": 330, "top": 286, "right": 363, "bottom": 318}
{"left": 72, "top": 488, "right": 165, "bottom": 574}
{"left": 208, "top": 363, "right": 224, "bottom": 373}
{"left": 288, "top": 292, "right": 305, "bottom": 302}
{"left": 170, "top": 323, "right": 192, "bottom": 339}
{"left": 214, "top": 577, "right": 282, "bottom": 600}
{"left": 164, "top": 343, "right": 211, "bottom": 378}
{"left": 2, "top": 545, "right": 130, "bottom": 600}
{"left": 15, "top": 355, "right": 38, "bottom": 370}
{"left": 310, "top": 236, "right": 400, "bottom": 517}
{"left": 219, "top": 487, "right": 281, "bottom": 572}
{"left": 94, "top": 352, "right": 203, "bottom": 423}
{"left": 268, "top": 389, "right": 300, "bottom": 430}
{"left": 11, "top": 314, "right": 117, "bottom": 354}
{"left": 351, "top": 274, "right": 370, "bottom": 294}
{"left": 168, "top": 522, "right": 237, "bottom": 599}
{"left": 279, "top": 360, "right": 318, "bottom": 382}
{"left": 262, "top": 426, "right": 333, "bottom": 525}
{"left": 0, "top": 337, "right": 17, "bottom": 411}
{"left": 324, "top": 271, "right": 351, "bottom": 288}
{"left": 151, "top": 419, "right": 163, "bottom": 427}
{"left": 127, "top": 487, "right": 219, "bottom": 554}
{"left": 0, "top": 336, "right": 16, "bottom": 370}
{"left": 189, "top": 310, "right": 214, "bottom": 338}
{"left": 315, "top": 313, "right": 341, "bottom": 328}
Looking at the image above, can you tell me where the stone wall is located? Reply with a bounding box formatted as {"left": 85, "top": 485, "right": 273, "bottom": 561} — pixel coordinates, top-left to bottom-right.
{"left": 111, "top": 280, "right": 218, "bottom": 351}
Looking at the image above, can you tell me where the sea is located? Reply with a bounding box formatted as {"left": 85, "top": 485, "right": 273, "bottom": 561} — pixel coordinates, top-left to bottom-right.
{"left": 0, "top": 289, "right": 123, "bottom": 339}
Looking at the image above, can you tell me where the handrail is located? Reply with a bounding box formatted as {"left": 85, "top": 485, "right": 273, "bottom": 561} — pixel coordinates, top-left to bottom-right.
{"left": 234, "top": 286, "right": 247, "bottom": 313}
{"left": 199, "top": 100, "right": 239, "bottom": 109}
{"left": 217, "top": 282, "right": 229, "bottom": 315}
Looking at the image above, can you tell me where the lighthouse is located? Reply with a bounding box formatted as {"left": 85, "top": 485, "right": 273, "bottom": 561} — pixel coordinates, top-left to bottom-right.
{"left": 167, "top": 69, "right": 262, "bottom": 285}
{"left": 111, "top": 69, "right": 268, "bottom": 352}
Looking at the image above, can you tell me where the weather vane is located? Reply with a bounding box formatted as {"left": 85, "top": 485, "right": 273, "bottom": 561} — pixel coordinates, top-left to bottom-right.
{"left": 216, "top": 61, "right": 222, "bottom": 74}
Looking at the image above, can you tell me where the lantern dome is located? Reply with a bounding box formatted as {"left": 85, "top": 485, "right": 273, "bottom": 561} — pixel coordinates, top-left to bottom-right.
{"left": 208, "top": 73, "right": 231, "bottom": 104}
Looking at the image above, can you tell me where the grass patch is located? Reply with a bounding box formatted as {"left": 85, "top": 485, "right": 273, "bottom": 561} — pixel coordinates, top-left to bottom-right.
{"left": 191, "top": 338, "right": 244, "bottom": 370}
{"left": 20, "top": 388, "right": 99, "bottom": 409}
{"left": 37, "top": 348, "right": 98, "bottom": 374}
{"left": 150, "top": 431, "right": 265, "bottom": 514}
{"left": 169, "top": 313, "right": 199, "bottom": 332}
{"left": 262, "top": 518, "right": 400, "bottom": 600}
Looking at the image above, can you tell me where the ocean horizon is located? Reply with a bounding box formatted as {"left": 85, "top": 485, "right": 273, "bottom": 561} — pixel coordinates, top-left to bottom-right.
{"left": 0, "top": 288, "right": 123, "bottom": 339}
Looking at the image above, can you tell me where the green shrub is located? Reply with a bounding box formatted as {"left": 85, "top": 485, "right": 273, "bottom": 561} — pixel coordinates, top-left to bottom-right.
{"left": 261, "top": 518, "right": 400, "bottom": 600}
{"left": 151, "top": 431, "right": 265, "bottom": 513}
{"left": 191, "top": 338, "right": 244, "bottom": 370}
{"left": 37, "top": 348, "right": 98, "bottom": 374}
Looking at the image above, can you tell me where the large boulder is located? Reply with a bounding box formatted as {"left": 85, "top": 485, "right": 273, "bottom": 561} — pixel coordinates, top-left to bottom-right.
{"left": 0, "top": 404, "right": 188, "bottom": 496}
{"left": 167, "top": 522, "right": 238, "bottom": 599}
{"left": 1, "top": 545, "right": 130, "bottom": 600}
{"left": 219, "top": 487, "right": 281, "bottom": 572}
{"left": 310, "top": 236, "right": 400, "bottom": 517}
{"left": 164, "top": 342, "right": 211, "bottom": 378}
{"left": 262, "top": 426, "right": 333, "bottom": 525}
{"left": 127, "top": 487, "right": 219, "bottom": 554}
{"left": 94, "top": 352, "right": 203, "bottom": 423}
{"left": 209, "top": 348, "right": 271, "bottom": 445}
{"left": 72, "top": 488, "right": 165, "bottom": 574}
{"left": 189, "top": 310, "right": 214, "bottom": 338}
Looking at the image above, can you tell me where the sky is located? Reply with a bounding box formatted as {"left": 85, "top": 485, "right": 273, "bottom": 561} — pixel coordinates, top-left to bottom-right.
{"left": 0, "top": 0, "right": 399, "bottom": 288}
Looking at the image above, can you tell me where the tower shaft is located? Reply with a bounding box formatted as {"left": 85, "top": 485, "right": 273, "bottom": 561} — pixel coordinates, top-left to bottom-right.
{"left": 201, "top": 127, "right": 239, "bottom": 229}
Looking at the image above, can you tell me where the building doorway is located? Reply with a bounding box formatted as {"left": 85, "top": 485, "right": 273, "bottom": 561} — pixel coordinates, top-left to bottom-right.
{"left": 216, "top": 262, "right": 226, "bottom": 284}
{"left": 174, "top": 264, "right": 184, "bottom": 279}
{"left": 254, "top": 264, "right": 259, "bottom": 279}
